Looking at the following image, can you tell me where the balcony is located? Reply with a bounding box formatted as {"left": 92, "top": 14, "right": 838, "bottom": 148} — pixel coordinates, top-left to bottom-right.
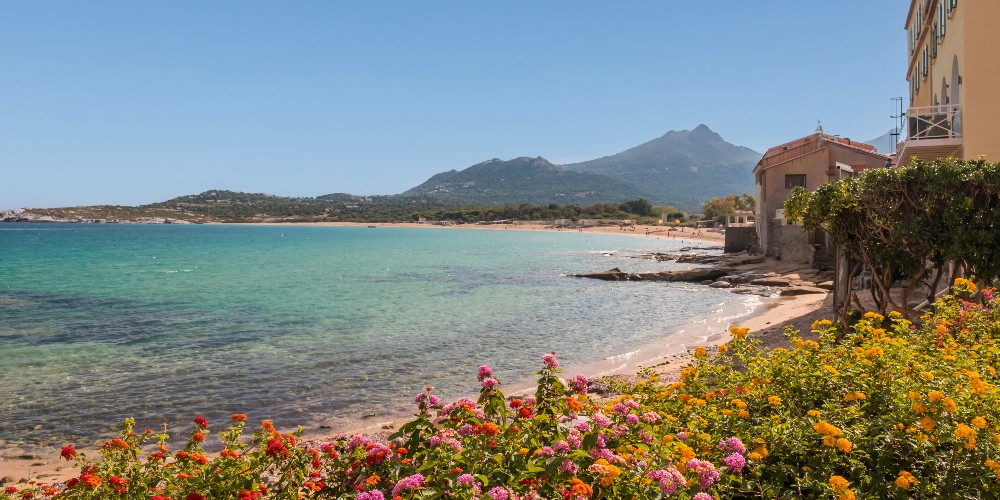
{"left": 896, "top": 104, "right": 963, "bottom": 166}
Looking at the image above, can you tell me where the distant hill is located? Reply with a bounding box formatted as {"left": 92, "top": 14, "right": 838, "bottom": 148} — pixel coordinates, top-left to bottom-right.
{"left": 402, "top": 156, "right": 649, "bottom": 206}
{"left": 562, "top": 124, "right": 760, "bottom": 210}
{"left": 863, "top": 128, "right": 902, "bottom": 154}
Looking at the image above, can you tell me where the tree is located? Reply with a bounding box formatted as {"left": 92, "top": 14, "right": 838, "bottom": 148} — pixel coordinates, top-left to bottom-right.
{"left": 619, "top": 199, "right": 653, "bottom": 217}
{"left": 784, "top": 158, "right": 1000, "bottom": 320}
{"left": 702, "top": 193, "right": 755, "bottom": 223}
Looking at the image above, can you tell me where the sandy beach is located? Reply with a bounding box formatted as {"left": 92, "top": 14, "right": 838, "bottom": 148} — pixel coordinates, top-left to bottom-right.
{"left": 0, "top": 221, "right": 831, "bottom": 485}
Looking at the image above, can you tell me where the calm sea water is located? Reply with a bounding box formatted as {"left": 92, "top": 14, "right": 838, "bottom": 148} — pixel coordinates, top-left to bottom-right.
{"left": 0, "top": 223, "right": 756, "bottom": 448}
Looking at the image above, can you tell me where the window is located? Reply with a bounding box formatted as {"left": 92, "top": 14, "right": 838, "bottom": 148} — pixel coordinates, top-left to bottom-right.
{"left": 949, "top": 0, "right": 957, "bottom": 17}
{"left": 785, "top": 174, "right": 806, "bottom": 189}
{"left": 931, "top": 25, "right": 938, "bottom": 58}
{"left": 939, "top": 3, "right": 946, "bottom": 38}
{"left": 922, "top": 48, "right": 928, "bottom": 79}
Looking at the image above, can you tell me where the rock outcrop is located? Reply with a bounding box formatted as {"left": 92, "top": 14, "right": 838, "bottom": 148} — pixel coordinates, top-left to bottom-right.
{"left": 571, "top": 267, "right": 732, "bottom": 283}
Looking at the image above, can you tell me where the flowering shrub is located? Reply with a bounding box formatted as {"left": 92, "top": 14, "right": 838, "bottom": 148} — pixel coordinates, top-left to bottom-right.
{"left": 4, "top": 281, "right": 1000, "bottom": 498}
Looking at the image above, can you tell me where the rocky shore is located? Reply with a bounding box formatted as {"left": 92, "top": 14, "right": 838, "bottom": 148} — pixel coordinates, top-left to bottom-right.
{"left": 572, "top": 249, "right": 833, "bottom": 298}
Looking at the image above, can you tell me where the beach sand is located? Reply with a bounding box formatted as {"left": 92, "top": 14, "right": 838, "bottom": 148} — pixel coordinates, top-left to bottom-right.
{"left": 0, "top": 222, "right": 829, "bottom": 484}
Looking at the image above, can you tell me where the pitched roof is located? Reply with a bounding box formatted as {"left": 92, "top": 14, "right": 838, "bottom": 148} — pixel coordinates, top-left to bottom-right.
{"left": 755, "top": 132, "right": 889, "bottom": 172}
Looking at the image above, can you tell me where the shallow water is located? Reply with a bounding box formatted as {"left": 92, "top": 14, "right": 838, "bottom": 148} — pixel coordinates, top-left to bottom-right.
{"left": 0, "top": 223, "right": 756, "bottom": 448}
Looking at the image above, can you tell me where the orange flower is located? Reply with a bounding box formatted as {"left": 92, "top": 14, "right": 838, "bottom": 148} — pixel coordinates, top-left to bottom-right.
{"left": 569, "top": 478, "right": 593, "bottom": 497}
{"left": 232, "top": 413, "right": 248, "bottom": 422}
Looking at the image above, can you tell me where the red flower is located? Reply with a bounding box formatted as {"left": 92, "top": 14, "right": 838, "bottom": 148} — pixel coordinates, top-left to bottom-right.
{"left": 109, "top": 475, "right": 128, "bottom": 494}
{"left": 193, "top": 416, "right": 208, "bottom": 429}
{"left": 5, "top": 487, "right": 17, "bottom": 494}
{"left": 232, "top": 413, "right": 248, "bottom": 422}
{"left": 186, "top": 493, "right": 207, "bottom": 500}
{"left": 265, "top": 437, "right": 289, "bottom": 460}
{"left": 60, "top": 445, "right": 77, "bottom": 461}
{"left": 192, "top": 432, "right": 205, "bottom": 442}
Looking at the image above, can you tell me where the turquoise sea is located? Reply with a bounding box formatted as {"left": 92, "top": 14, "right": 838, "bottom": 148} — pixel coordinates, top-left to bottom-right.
{"left": 0, "top": 223, "right": 757, "bottom": 449}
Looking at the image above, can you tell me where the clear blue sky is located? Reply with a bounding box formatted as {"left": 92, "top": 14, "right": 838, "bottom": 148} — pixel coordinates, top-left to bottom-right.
{"left": 1, "top": 1, "right": 907, "bottom": 209}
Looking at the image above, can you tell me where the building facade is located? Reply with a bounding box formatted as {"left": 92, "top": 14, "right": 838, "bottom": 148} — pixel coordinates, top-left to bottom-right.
{"left": 898, "top": 0, "right": 1000, "bottom": 165}
{"left": 753, "top": 133, "right": 889, "bottom": 263}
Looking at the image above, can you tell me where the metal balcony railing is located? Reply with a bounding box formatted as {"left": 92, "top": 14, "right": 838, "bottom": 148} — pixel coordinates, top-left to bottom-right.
{"left": 906, "top": 104, "right": 962, "bottom": 141}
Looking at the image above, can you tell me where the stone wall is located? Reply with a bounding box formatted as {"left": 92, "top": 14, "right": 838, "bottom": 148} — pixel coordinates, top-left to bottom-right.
{"left": 724, "top": 226, "right": 758, "bottom": 253}
{"left": 770, "top": 222, "right": 814, "bottom": 264}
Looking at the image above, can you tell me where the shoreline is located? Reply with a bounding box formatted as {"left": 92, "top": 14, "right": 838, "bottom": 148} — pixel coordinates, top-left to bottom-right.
{"left": 0, "top": 223, "right": 829, "bottom": 484}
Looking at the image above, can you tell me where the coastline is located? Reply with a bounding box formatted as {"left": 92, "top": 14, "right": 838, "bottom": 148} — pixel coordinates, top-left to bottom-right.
{"left": 0, "top": 222, "right": 830, "bottom": 484}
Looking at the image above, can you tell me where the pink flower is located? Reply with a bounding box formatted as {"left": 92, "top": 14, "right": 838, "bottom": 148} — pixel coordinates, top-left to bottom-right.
{"left": 719, "top": 436, "right": 747, "bottom": 455}
{"left": 592, "top": 413, "right": 611, "bottom": 428}
{"left": 392, "top": 474, "right": 425, "bottom": 498}
{"left": 686, "top": 459, "right": 721, "bottom": 489}
{"left": 487, "top": 486, "right": 510, "bottom": 500}
{"left": 541, "top": 353, "right": 559, "bottom": 369}
{"left": 724, "top": 452, "right": 746, "bottom": 475}
{"left": 568, "top": 374, "right": 588, "bottom": 394}
{"left": 478, "top": 365, "right": 493, "bottom": 381}
{"left": 561, "top": 459, "right": 579, "bottom": 475}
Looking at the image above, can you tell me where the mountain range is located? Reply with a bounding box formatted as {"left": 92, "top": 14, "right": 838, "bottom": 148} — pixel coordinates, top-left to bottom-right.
{"left": 404, "top": 124, "right": 760, "bottom": 210}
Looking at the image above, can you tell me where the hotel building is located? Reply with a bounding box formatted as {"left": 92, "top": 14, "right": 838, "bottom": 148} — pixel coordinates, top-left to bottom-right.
{"left": 898, "top": 0, "right": 1000, "bottom": 165}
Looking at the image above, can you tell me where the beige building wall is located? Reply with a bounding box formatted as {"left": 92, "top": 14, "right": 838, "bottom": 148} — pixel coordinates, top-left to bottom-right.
{"left": 903, "top": 0, "right": 1000, "bottom": 163}
{"left": 962, "top": 1, "right": 1000, "bottom": 161}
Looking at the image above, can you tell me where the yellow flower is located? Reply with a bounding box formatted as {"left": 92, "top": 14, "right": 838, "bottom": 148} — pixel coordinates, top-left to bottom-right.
{"left": 738, "top": 410, "right": 750, "bottom": 418}
{"left": 836, "top": 438, "right": 852, "bottom": 453}
{"left": 518, "top": 447, "right": 529, "bottom": 455}
{"left": 943, "top": 398, "right": 957, "bottom": 412}
{"left": 731, "top": 398, "right": 747, "bottom": 409}
{"left": 823, "top": 365, "right": 840, "bottom": 376}
{"left": 920, "top": 371, "right": 934, "bottom": 381}
{"left": 907, "top": 391, "right": 921, "bottom": 401}
{"left": 920, "top": 416, "right": 936, "bottom": 432}
{"left": 808, "top": 409, "right": 822, "bottom": 418}
{"left": 973, "top": 417, "right": 988, "bottom": 429}
{"left": 729, "top": 326, "right": 749, "bottom": 340}
{"left": 768, "top": 395, "right": 782, "bottom": 406}
{"left": 895, "top": 470, "right": 918, "bottom": 489}
{"left": 866, "top": 346, "right": 884, "bottom": 357}
{"left": 694, "top": 346, "right": 707, "bottom": 358}
{"left": 813, "top": 421, "right": 843, "bottom": 437}
{"left": 717, "top": 344, "right": 728, "bottom": 353}
{"left": 805, "top": 340, "right": 820, "bottom": 349}
{"left": 823, "top": 435, "right": 838, "bottom": 447}
{"left": 928, "top": 390, "right": 944, "bottom": 402}
{"left": 722, "top": 409, "right": 733, "bottom": 416}
{"left": 863, "top": 311, "right": 884, "bottom": 322}
{"left": 955, "top": 423, "right": 977, "bottom": 439}
{"left": 678, "top": 443, "right": 695, "bottom": 463}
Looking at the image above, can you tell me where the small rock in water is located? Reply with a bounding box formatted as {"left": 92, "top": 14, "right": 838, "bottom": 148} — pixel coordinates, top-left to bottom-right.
{"left": 33, "top": 425, "right": 42, "bottom": 430}
{"left": 381, "top": 424, "right": 394, "bottom": 430}
{"left": 318, "top": 425, "right": 332, "bottom": 429}
{"left": 361, "top": 413, "right": 377, "bottom": 419}
{"left": 709, "top": 280, "right": 733, "bottom": 289}
{"left": 1, "top": 476, "right": 17, "bottom": 485}
{"left": 16, "top": 454, "right": 41, "bottom": 460}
